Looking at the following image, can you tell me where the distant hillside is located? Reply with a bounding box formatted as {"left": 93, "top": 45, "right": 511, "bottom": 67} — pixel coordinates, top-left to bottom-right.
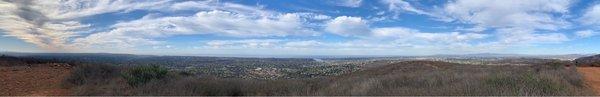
{"left": 0, "top": 55, "right": 56, "bottom": 66}
{"left": 574, "top": 54, "right": 600, "bottom": 67}
{"left": 430, "top": 53, "right": 590, "bottom": 60}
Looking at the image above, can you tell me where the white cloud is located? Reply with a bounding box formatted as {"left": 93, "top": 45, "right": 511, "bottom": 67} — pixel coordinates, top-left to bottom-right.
{"left": 0, "top": 0, "right": 331, "bottom": 51}
{"left": 284, "top": 40, "right": 324, "bottom": 48}
{"left": 575, "top": 30, "right": 599, "bottom": 38}
{"left": 205, "top": 39, "right": 283, "bottom": 49}
{"left": 322, "top": 16, "right": 493, "bottom": 51}
{"left": 380, "top": 0, "right": 429, "bottom": 15}
{"left": 0, "top": 0, "right": 587, "bottom": 55}
{"left": 40, "top": 0, "right": 170, "bottom": 20}
{"left": 332, "top": 0, "right": 363, "bottom": 8}
{"left": 579, "top": 4, "right": 600, "bottom": 25}
{"left": 436, "top": 0, "right": 573, "bottom": 47}
{"left": 169, "top": 0, "right": 272, "bottom": 16}
{"left": 294, "top": 13, "right": 332, "bottom": 20}
{"left": 202, "top": 26, "right": 491, "bottom": 52}
{"left": 371, "top": 27, "right": 416, "bottom": 38}
{"left": 325, "top": 16, "right": 370, "bottom": 37}
{"left": 496, "top": 28, "right": 568, "bottom": 44}
{"left": 441, "top": 0, "right": 572, "bottom": 30}
{"left": 371, "top": 27, "right": 489, "bottom": 46}
{"left": 202, "top": 39, "right": 324, "bottom": 49}
{"left": 197, "top": 36, "right": 495, "bottom": 54}
{"left": 74, "top": 10, "right": 319, "bottom": 49}
{"left": 0, "top": 0, "right": 169, "bottom": 50}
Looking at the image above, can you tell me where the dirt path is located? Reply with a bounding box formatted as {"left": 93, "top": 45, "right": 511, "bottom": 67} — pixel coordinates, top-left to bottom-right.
{"left": 577, "top": 67, "right": 600, "bottom": 95}
{"left": 0, "top": 64, "right": 72, "bottom": 96}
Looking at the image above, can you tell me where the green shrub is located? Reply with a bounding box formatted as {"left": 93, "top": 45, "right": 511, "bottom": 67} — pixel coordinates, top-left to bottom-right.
{"left": 122, "top": 65, "right": 169, "bottom": 86}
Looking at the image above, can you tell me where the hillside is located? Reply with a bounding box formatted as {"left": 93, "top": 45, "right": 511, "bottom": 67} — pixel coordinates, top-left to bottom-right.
{"left": 574, "top": 54, "right": 600, "bottom": 67}
{"left": 319, "top": 61, "right": 592, "bottom": 95}
{"left": 63, "top": 61, "right": 594, "bottom": 96}
{"left": 0, "top": 54, "right": 596, "bottom": 96}
{"left": 0, "top": 57, "right": 72, "bottom": 96}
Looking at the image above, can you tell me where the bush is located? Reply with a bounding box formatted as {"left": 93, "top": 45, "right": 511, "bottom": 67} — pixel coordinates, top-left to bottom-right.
{"left": 64, "top": 64, "right": 130, "bottom": 95}
{"left": 65, "top": 64, "right": 120, "bottom": 86}
{"left": 122, "top": 65, "right": 169, "bottom": 86}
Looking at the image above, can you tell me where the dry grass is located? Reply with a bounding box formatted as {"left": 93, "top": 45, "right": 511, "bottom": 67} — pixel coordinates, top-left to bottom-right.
{"left": 63, "top": 61, "right": 596, "bottom": 96}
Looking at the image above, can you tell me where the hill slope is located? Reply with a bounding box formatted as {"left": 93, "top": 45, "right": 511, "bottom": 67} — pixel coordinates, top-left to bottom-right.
{"left": 574, "top": 54, "right": 600, "bottom": 67}
{"left": 318, "top": 61, "right": 593, "bottom": 95}
{"left": 0, "top": 56, "right": 73, "bottom": 96}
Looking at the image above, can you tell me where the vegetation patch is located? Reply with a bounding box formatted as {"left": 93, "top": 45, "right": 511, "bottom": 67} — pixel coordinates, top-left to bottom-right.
{"left": 122, "top": 65, "right": 168, "bottom": 86}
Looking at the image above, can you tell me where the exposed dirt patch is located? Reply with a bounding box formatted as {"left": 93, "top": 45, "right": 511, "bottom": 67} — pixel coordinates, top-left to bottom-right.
{"left": 577, "top": 67, "right": 600, "bottom": 95}
{"left": 0, "top": 64, "right": 72, "bottom": 96}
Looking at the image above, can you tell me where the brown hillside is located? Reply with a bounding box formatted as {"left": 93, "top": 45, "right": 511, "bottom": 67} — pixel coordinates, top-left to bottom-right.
{"left": 0, "top": 63, "right": 72, "bottom": 96}
{"left": 574, "top": 54, "right": 600, "bottom": 67}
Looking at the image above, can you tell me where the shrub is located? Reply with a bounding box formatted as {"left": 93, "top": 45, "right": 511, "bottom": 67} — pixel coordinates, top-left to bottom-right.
{"left": 63, "top": 64, "right": 131, "bottom": 95}
{"left": 122, "top": 65, "right": 169, "bottom": 86}
{"left": 65, "top": 64, "right": 120, "bottom": 86}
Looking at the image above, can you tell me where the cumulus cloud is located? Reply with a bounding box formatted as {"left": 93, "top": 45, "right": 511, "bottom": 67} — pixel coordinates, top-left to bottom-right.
{"left": 442, "top": 0, "right": 571, "bottom": 30}
{"left": 435, "top": 0, "right": 573, "bottom": 46}
{"left": 0, "top": 0, "right": 589, "bottom": 55}
{"left": 575, "top": 30, "right": 599, "bottom": 38}
{"left": 74, "top": 10, "right": 319, "bottom": 48}
{"left": 326, "top": 16, "right": 488, "bottom": 44}
{"left": 325, "top": 16, "right": 370, "bottom": 37}
{"left": 210, "top": 16, "right": 491, "bottom": 51}
{"left": 370, "top": 27, "right": 489, "bottom": 49}
{"left": 372, "top": 27, "right": 488, "bottom": 42}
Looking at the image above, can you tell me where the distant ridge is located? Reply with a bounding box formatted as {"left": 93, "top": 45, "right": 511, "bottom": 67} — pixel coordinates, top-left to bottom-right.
{"left": 429, "top": 53, "right": 591, "bottom": 60}
{"left": 574, "top": 54, "right": 600, "bottom": 67}
{"left": 431, "top": 53, "right": 525, "bottom": 57}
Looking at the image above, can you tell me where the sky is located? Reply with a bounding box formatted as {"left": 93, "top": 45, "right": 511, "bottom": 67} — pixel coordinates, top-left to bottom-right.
{"left": 0, "top": 0, "right": 599, "bottom": 56}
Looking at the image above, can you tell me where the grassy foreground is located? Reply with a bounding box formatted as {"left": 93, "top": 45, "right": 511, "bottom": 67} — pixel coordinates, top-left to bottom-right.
{"left": 63, "top": 61, "right": 596, "bottom": 96}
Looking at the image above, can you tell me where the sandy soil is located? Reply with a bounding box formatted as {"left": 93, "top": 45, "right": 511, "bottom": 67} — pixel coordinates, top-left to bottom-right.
{"left": 577, "top": 67, "right": 600, "bottom": 95}
{"left": 0, "top": 64, "right": 72, "bottom": 96}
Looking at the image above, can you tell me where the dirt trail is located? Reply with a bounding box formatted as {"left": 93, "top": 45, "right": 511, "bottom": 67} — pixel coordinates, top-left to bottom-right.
{"left": 577, "top": 67, "right": 600, "bottom": 95}
{"left": 0, "top": 64, "right": 72, "bottom": 96}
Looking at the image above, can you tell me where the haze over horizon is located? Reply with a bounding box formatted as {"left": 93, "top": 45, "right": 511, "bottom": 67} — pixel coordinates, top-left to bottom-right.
{"left": 1, "top": 0, "right": 600, "bottom": 55}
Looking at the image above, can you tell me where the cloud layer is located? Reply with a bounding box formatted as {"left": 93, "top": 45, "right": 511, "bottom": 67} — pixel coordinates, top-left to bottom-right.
{"left": 0, "top": 0, "right": 598, "bottom": 55}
